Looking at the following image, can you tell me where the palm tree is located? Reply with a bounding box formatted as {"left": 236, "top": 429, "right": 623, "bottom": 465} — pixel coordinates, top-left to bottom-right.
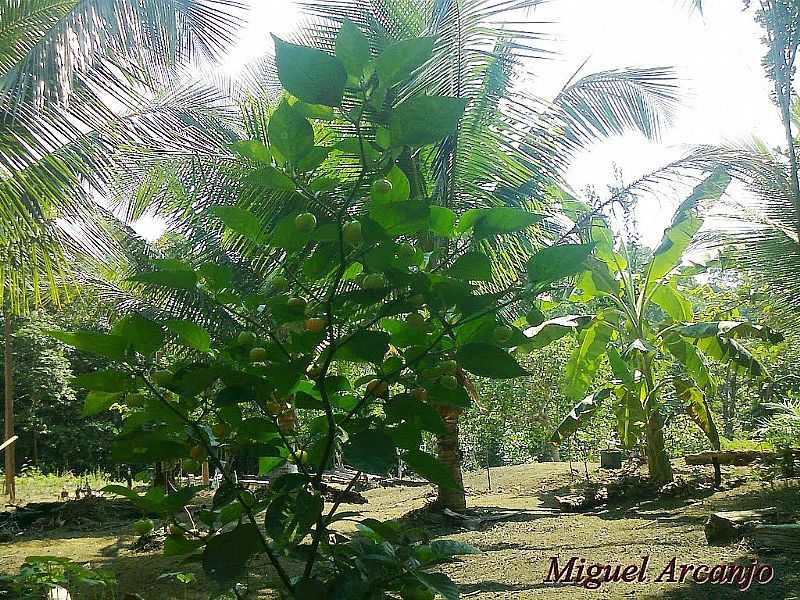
{"left": 105, "top": 0, "right": 683, "bottom": 511}
{"left": 0, "top": 0, "right": 245, "bottom": 500}
{"left": 682, "top": 1, "right": 800, "bottom": 333}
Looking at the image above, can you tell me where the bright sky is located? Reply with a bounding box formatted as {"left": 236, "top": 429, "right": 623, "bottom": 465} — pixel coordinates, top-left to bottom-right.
{"left": 134, "top": 0, "right": 783, "bottom": 247}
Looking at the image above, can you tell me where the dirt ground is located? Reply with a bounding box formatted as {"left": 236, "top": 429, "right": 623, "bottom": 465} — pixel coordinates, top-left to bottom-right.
{"left": 1, "top": 462, "right": 798, "bottom": 599}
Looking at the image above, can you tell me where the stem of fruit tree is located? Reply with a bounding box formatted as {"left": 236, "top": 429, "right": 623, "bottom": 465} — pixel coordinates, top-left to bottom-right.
{"left": 133, "top": 370, "right": 295, "bottom": 593}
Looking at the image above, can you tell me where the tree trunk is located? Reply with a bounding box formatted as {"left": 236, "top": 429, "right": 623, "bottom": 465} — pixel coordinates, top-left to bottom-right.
{"left": 644, "top": 408, "right": 673, "bottom": 484}
{"left": 435, "top": 406, "right": 466, "bottom": 512}
{"left": 3, "top": 308, "right": 15, "bottom": 501}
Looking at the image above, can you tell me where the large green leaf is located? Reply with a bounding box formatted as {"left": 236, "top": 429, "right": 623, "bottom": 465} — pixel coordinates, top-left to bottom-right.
{"left": 268, "top": 102, "right": 314, "bottom": 163}
{"left": 573, "top": 258, "right": 619, "bottom": 301}
{"left": 647, "top": 170, "right": 731, "bottom": 281}
{"left": 696, "top": 336, "right": 770, "bottom": 378}
{"left": 82, "top": 391, "right": 123, "bottom": 417}
{"left": 48, "top": 330, "right": 128, "bottom": 361}
{"left": 74, "top": 370, "right": 136, "bottom": 393}
{"left": 343, "top": 429, "right": 397, "bottom": 475}
{"left": 230, "top": 140, "right": 271, "bottom": 163}
{"left": 389, "top": 96, "right": 468, "bottom": 147}
{"left": 455, "top": 343, "right": 528, "bottom": 379}
{"left": 563, "top": 317, "right": 614, "bottom": 399}
{"left": 375, "top": 37, "right": 435, "bottom": 86}
{"left": 650, "top": 280, "right": 692, "bottom": 322}
{"left": 527, "top": 244, "right": 595, "bottom": 288}
{"left": 202, "top": 523, "right": 263, "bottom": 582}
{"left": 662, "top": 333, "right": 714, "bottom": 392}
{"left": 402, "top": 450, "right": 460, "bottom": 490}
{"left": 447, "top": 252, "right": 492, "bottom": 282}
{"left": 272, "top": 35, "right": 346, "bottom": 107}
{"left": 336, "top": 19, "right": 370, "bottom": 78}
{"left": 519, "top": 315, "right": 592, "bottom": 352}
{"left": 130, "top": 270, "right": 198, "bottom": 292}
{"left": 550, "top": 388, "right": 612, "bottom": 444}
{"left": 111, "top": 315, "right": 163, "bottom": 356}
{"left": 611, "top": 386, "right": 645, "bottom": 449}
{"left": 335, "top": 330, "right": 390, "bottom": 364}
{"left": 457, "top": 207, "right": 543, "bottom": 240}
{"left": 677, "top": 378, "right": 720, "bottom": 450}
{"left": 677, "top": 321, "right": 784, "bottom": 344}
{"left": 165, "top": 320, "right": 211, "bottom": 352}
{"left": 415, "top": 572, "right": 459, "bottom": 600}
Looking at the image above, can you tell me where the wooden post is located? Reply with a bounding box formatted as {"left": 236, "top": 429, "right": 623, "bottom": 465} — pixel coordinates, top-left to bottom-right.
{"left": 3, "top": 308, "right": 15, "bottom": 502}
{"left": 201, "top": 461, "right": 210, "bottom": 486}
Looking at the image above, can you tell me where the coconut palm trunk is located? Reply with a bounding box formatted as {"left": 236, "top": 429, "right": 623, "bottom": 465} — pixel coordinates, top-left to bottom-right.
{"left": 3, "top": 306, "right": 15, "bottom": 501}
{"left": 435, "top": 406, "right": 466, "bottom": 511}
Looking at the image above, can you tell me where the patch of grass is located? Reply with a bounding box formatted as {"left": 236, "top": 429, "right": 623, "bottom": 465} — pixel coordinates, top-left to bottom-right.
{"left": 7, "top": 467, "right": 119, "bottom": 505}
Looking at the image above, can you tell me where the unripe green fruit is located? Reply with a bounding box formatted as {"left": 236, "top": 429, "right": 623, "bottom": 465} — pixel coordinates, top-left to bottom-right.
{"left": 371, "top": 178, "right": 393, "bottom": 194}
{"left": 272, "top": 275, "right": 289, "bottom": 291}
{"left": 288, "top": 297, "right": 307, "bottom": 313}
{"left": 361, "top": 273, "right": 386, "bottom": 290}
{"left": 133, "top": 518, "right": 154, "bottom": 536}
{"left": 266, "top": 401, "right": 284, "bottom": 416}
{"left": 441, "top": 360, "right": 458, "bottom": 375}
{"left": 250, "top": 347, "right": 268, "bottom": 362}
{"left": 295, "top": 212, "right": 317, "bottom": 232}
{"left": 493, "top": 325, "right": 514, "bottom": 343}
{"left": 342, "top": 221, "right": 363, "bottom": 246}
{"left": 291, "top": 449, "right": 309, "bottom": 465}
{"left": 151, "top": 370, "right": 173, "bottom": 387}
{"left": 441, "top": 374, "right": 459, "bottom": 390}
{"left": 237, "top": 330, "right": 257, "bottom": 348}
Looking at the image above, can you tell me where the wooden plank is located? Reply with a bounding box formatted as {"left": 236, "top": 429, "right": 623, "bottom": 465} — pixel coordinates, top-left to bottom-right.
{"left": 685, "top": 449, "right": 800, "bottom": 466}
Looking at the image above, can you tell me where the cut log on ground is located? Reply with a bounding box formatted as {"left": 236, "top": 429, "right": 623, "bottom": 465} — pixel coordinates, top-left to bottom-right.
{"left": 685, "top": 449, "right": 800, "bottom": 466}
{"left": 748, "top": 524, "right": 800, "bottom": 552}
{"left": 704, "top": 508, "right": 795, "bottom": 544}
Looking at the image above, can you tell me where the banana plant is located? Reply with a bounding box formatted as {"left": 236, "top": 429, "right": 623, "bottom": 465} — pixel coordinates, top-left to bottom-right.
{"left": 522, "top": 170, "right": 784, "bottom": 483}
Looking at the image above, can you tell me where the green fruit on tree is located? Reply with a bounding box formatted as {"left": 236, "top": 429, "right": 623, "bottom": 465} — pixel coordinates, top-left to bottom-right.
{"left": 412, "top": 387, "right": 428, "bottom": 402}
{"left": 305, "top": 318, "right": 327, "bottom": 333}
{"left": 361, "top": 273, "right": 386, "bottom": 290}
{"left": 212, "top": 423, "right": 230, "bottom": 439}
{"left": 237, "top": 330, "right": 257, "bottom": 348}
{"left": 371, "top": 178, "right": 393, "bottom": 194}
{"left": 133, "top": 518, "right": 154, "bottom": 537}
{"left": 190, "top": 445, "right": 207, "bottom": 461}
{"left": 441, "top": 360, "right": 458, "bottom": 375}
{"left": 441, "top": 374, "right": 459, "bottom": 390}
{"left": 151, "top": 370, "right": 173, "bottom": 387}
{"left": 342, "top": 221, "right": 363, "bottom": 246}
{"left": 272, "top": 275, "right": 289, "bottom": 291}
{"left": 239, "top": 490, "right": 256, "bottom": 508}
{"left": 292, "top": 449, "right": 309, "bottom": 465}
{"left": 249, "top": 347, "right": 268, "bottom": 362}
{"left": 288, "top": 296, "right": 308, "bottom": 313}
{"left": 295, "top": 212, "right": 317, "bottom": 232}
{"left": 493, "top": 325, "right": 514, "bottom": 343}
